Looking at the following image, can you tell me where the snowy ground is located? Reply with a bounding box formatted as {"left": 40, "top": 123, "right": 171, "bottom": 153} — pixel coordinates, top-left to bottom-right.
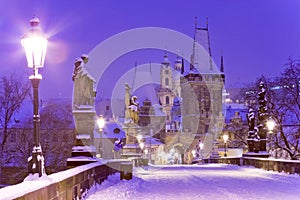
{"left": 86, "top": 164, "right": 300, "bottom": 200}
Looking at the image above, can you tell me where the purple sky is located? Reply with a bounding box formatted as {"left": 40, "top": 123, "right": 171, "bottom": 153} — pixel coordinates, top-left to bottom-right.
{"left": 0, "top": 0, "right": 300, "bottom": 100}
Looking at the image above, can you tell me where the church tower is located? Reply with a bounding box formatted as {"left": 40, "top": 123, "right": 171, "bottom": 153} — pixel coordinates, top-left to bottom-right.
{"left": 157, "top": 52, "right": 175, "bottom": 127}
{"left": 172, "top": 55, "right": 182, "bottom": 98}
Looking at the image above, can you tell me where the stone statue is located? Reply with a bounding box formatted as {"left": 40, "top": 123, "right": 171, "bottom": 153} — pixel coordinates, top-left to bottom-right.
{"left": 72, "top": 54, "right": 96, "bottom": 108}
{"left": 124, "top": 83, "right": 139, "bottom": 124}
{"left": 129, "top": 95, "right": 139, "bottom": 123}
{"left": 125, "top": 83, "right": 131, "bottom": 120}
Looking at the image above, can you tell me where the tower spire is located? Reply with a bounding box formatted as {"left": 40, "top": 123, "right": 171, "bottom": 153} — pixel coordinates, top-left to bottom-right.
{"left": 220, "top": 51, "right": 224, "bottom": 73}
{"left": 194, "top": 16, "right": 197, "bottom": 40}
{"left": 132, "top": 60, "right": 137, "bottom": 90}
{"left": 181, "top": 56, "right": 185, "bottom": 74}
{"left": 220, "top": 53, "right": 225, "bottom": 83}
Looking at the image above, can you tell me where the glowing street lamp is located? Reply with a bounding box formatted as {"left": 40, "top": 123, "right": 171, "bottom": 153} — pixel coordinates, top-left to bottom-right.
{"left": 136, "top": 134, "right": 142, "bottom": 143}
{"left": 97, "top": 115, "right": 106, "bottom": 157}
{"left": 199, "top": 141, "right": 204, "bottom": 159}
{"left": 139, "top": 142, "right": 145, "bottom": 150}
{"left": 22, "top": 17, "right": 47, "bottom": 177}
{"left": 97, "top": 115, "right": 106, "bottom": 131}
{"left": 267, "top": 119, "right": 276, "bottom": 133}
{"left": 223, "top": 134, "right": 229, "bottom": 157}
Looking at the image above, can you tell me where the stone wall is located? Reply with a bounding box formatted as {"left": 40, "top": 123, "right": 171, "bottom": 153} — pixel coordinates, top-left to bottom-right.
{"left": 0, "top": 160, "right": 130, "bottom": 200}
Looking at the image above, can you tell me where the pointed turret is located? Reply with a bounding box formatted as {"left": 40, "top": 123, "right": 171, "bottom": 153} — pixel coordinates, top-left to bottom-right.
{"left": 220, "top": 55, "right": 225, "bottom": 84}
{"left": 162, "top": 51, "right": 170, "bottom": 66}
{"left": 220, "top": 55, "right": 224, "bottom": 73}
{"left": 181, "top": 57, "right": 185, "bottom": 75}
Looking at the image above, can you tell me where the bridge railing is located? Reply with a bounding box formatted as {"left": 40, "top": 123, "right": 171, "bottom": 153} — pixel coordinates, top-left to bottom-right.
{"left": 0, "top": 159, "right": 130, "bottom": 200}
{"left": 205, "top": 157, "right": 300, "bottom": 175}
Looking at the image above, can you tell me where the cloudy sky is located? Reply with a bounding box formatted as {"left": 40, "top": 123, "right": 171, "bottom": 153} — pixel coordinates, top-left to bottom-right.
{"left": 0, "top": 0, "right": 299, "bottom": 100}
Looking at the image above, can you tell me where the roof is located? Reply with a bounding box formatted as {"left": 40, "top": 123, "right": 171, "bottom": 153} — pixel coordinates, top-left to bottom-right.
{"left": 94, "top": 122, "right": 126, "bottom": 139}
{"left": 223, "top": 103, "right": 248, "bottom": 124}
{"left": 144, "top": 137, "right": 164, "bottom": 147}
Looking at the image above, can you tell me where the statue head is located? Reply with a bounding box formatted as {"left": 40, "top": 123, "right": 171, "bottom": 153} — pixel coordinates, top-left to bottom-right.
{"left": 74, "top": 58, "right": 83, "bottom": 67}
{"left": 81, "top": 54, "right": 89, "bottom": 64}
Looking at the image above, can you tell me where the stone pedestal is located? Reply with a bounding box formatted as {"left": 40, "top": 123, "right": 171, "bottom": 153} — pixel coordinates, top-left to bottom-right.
{"left": 122, "top": 123, "right": 142, "bottom": 158}
{"left": 244, "top": 139, "right": 269, "bottom": 158}
{"left": 67, "top": 106, "right": 97, "bottom": 168}
{"left": 210, "top": 140, "right": 221, "bottom": 159}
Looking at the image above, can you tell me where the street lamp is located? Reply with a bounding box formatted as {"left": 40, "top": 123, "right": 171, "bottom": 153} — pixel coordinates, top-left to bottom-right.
{"left": 267, "top": 118, "right": 276, "bottom": 157}
{"left": 223, "top": 134, "right": 229, "bottom": 157}
{"left": 97, "top": 115, "right": 105, "bottom": 131}
{"left": 97, "top": 115, "right": 106, "bottom": 158}
{"left": 139, "top": 142, "right": 145, "bottom": 150}
{"left": 267, "top": 119, "right": 276, "bottom": 133}
{"left": 139, "top": 142, "right": 145, "bottom": 157}
{"left": 136, "top": 134, "right": 142, "bottom": 143}
{"left": 199, "top": 141, "right": 204, "bottom": 160}
{"left": 21, "top": 17, "right": 47, "bottom": 177}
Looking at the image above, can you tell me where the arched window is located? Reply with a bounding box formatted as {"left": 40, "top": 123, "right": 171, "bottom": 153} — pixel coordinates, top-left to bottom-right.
{"left": 166, "top": 96, "right": 170, "bottom": 105}
{"left": 165, "top": 78, "right": 169, "bottom": 85}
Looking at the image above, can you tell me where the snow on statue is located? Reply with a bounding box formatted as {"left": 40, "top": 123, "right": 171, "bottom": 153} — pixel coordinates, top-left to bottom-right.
{"left": 128, "top": 96, "right": 139, "bottom": 123}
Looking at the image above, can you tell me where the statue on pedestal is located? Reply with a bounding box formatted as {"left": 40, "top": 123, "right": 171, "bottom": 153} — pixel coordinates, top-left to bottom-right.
{"left": 124, "top": 83, "right": 139, "bottom": 124}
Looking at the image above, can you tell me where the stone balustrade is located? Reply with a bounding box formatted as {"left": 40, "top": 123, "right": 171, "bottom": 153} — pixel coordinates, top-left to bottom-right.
{"left": 0, "top": 159, "right": 131, "bottom": 200}
{"left": 204, "top": 157, "right": 300, "bottom": 175}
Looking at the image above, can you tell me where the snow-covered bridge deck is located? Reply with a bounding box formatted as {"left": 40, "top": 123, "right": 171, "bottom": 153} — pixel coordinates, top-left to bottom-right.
{"left": 86, "top": 164, "right": 300, "bottom": 200}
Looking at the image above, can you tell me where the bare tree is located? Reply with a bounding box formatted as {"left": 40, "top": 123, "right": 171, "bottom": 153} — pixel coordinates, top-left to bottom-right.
{"left": 269, "top": 58, "right": 300, "bottom": 160}
{"left": 39, "top": 99, "right": 75, "bottom": 173}
{"left": 0, "top": 72, "right": 30, "bottom": 184}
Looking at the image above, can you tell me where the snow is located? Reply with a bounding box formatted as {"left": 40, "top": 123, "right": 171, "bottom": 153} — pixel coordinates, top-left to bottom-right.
{"left": 74, "top": 105, "right": 95, "bottom": 111}
{"left": 72, "top": 145, "right": 96, "bottom": 152}
{"left": 66, "top": 156, "right": 99, "bottom": 162}
{"left": 76, "top": 134, "right": 91, "bottom": 139}
{"left": 86, "top": 164, "right": 300, "bottom": 200}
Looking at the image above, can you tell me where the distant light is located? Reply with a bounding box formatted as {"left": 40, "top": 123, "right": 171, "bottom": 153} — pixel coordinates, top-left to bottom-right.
{"left": 96, "top": 154, "right": 101, "bottom": 158}
{"left": 139, "top": 142, "right": 145, "bottom": 149}
{"left": 144, "top": 149, "right": 148, "bottom": 154}
{"left": 270, "top": 86, "right": 281, "bottom": 90}
{"left": 225, "top": 98, "right": 232, "bottom": 103}
{"left": 199, "top": 142, "right": 204, "bottom": 150}
{"left": 223, "top": 134, "right": 229, "bottom": 143}
{"left": 97, "top": 115, "right": 105, "bottom": 130}
{"left": 137, "top": 134, "right": 142, "bottom": 142}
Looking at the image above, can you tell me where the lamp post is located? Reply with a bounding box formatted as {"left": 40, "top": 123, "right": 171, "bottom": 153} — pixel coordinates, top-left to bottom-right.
{"left": 223, "top": 134, "right": 229, "bottom": 157}
{"left": 22, "top": 17, "right": 47, "bottom": 177}
{"left": 97, "top": 115, "right": 105, "bottom": 158}
{"left": 267, "top": 118, "right": 276, "bottom": 157}
{"left": 199, "top": 141, "right": 204, "bottom": 160}
{"left": 139, "top": 141, "right": 145, "bottom": 158}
